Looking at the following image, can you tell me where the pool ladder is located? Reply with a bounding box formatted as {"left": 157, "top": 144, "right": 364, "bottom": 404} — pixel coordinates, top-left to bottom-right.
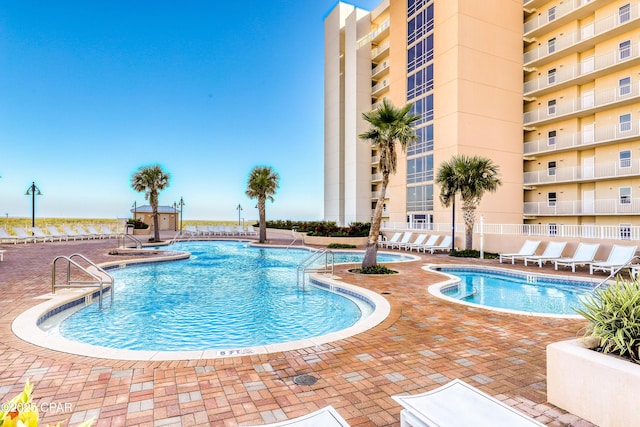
{"left": 297, "top": 249, "right": 335, "bottom": 289}
{"left": 51, "top": 254, "right": 114, "bottom": 309}
{"left": 592, "top": 255, "right": 640, "bottom": 291}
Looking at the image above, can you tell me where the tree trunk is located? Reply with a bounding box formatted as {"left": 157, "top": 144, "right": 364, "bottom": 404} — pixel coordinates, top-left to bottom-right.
{"left": 152, "top": 210, "right": 160, "bottom": 242}
{"left": 258, "top": 197, "right": 267, "bottom": 243}
{"left": 462, "top": 206, "right": 476, "bottom": 250}
{"left": 362, "top": 175, "right": 389, "bottom": 268}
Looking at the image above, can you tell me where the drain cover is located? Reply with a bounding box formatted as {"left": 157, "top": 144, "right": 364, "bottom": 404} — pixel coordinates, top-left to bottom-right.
{"left": 293, "top": 374, "right": 318, "bottom": 386}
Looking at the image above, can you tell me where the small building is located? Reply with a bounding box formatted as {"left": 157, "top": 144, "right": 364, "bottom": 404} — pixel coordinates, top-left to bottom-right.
{"left": 131, "top": 205, "right": 180, "bottom": 231}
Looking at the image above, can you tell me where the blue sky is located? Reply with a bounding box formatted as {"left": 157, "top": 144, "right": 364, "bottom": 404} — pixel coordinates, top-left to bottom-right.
{"left": 0, "top": 1, "right": 380, "bottom": 221}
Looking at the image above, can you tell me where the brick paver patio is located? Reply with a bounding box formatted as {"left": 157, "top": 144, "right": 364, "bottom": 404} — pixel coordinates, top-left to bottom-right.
{"left": 0, "top": 234, "right": 595, "bottom": 426}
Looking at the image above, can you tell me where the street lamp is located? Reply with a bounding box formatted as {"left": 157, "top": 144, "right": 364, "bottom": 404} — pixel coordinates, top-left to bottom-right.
{"left": 236, "top": 204, "right": 243, "bottom": 226}
{"left": 132, "top": 201, "right": 137, "bottom": 219}
{"left": 172, "top": 202, "right": 178, "bottom": 231}
{"left": 178, "top": 197, "right": 185, "bottom": 233}
{"left": 24, "top": 181, "right": 42, "bottom": 230}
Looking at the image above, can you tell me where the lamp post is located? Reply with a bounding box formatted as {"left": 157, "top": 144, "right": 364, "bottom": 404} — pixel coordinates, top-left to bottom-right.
{"left": 178, "top": 197, "right": 185, "bottom": 233}
{"left": 24, "top": 181, "right": 42, "bottom": 230}
{"left": 236, "top": 204, "right": 243, "bottom": 226}
{"left": 172, "top": 202, "right": 178, "bottom": 231}
{"left": 132, "top": 201, "right": 137, "bottom": 219}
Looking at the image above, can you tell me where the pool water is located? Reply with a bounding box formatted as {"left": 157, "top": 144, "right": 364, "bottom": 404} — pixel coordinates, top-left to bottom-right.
{"left": 438, "top": 268, "right": 595, "bottom": 315}
{"left": 52, "top": 241, "right": 406, "bottom": 351}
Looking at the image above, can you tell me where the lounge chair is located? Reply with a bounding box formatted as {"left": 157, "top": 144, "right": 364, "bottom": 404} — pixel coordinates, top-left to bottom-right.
{"left": 588, "top": 245, "right": 638, "bottom": 275}
{"left": 523, "top": 241, "right": 567, "bottom": 267}
{"left": 245, "top": 406, "right": 349, "bottom": 427}
{"left": 554, "top": 243, "right": 600, "bottom": 273}
{"left": 393, "top": 379, "right": 544, "bottom": 427}
{"left": 100, "top": 225, "right": 116, "bottom": 239}
{"left": 247, "top": 225, "right": 258, "bottom": 236}
{"left": 407, "top": 235, "right": 439, "bottom": 252}
{"left": 74, "top": 225, "right": 96, "bottom": 239}
{"left": 422, "top": 235, "right": 452, "bottom": 254}
{"left": 391, "top": 232, "right": 413, "bottom": 249}
{"left": 87, "top": 225, "right": 106, "bottom": 239}
{"left": 499, "top": 240, "right": 541, "bottom": 264}
{"left": 31, "top": 227, "right": 54, "bottom": 242}
{"left": 12, "top": 227, "right": 37, "bottom": 244}
{"left": 380, "top": 232, "right": 402, "bottom": 248}
{"left": 47, "top": 226, "right": 69, "bottom": 242}
{"left": 398, "top": 233, "right": 427, "bottom": 250}
{"left": 0, "top": 249, "right": 5, "bottom": 261}
{"left": 62, "top": 225, "right": 84, "bottom": 240}
{"left": 0, "top": 228, "right": 19, "bottom": 244}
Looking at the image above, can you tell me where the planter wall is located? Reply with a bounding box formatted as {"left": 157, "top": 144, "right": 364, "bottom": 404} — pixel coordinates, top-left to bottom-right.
{"left": 547, "top": 339, "right": 640, "bottom": 427}
{"left": 302, "top": 235, "right": 368, "bottom": 246}
{"left": 132, "top": 228, "right": 151, "bottom": 236}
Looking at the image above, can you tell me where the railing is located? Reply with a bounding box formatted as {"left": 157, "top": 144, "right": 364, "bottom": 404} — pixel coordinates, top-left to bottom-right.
{"left": 524, "top": 159, "right": 640, "bottom": 185}
{"left": 524, "top": 121, "right": 640, "bottom": 155}
{"left": 524, "top": 3, "right": 640, "bottom": 65}
{"left": 116, "top": 233, "right": 142, "bottom": 249}
{"left": 51, "top": 254, "right": 114, "bottom": 309}
{"left": 371, "top": 79, "right": 390, "bottom": 95}
{"left": 357, "top": 18, "right": 390, "bottom": 48}
{"left": 371, "top": 41, "right": 390, "bottom": 60}
{"left": 592, "top": 255, "right": 640, "bottom": 291}
{"left": 524, "top": 198, "right": 640, "bottom": 216}
{"left": 296, "top": 249, "right": 334, "bottom": 289}
{"left": 524, "top": 82, "right": 640, "bottom": 126}
{"left": 524, "top": 0, "right": 592, "bottom": 35}
{"left": 371, "top": 60, "right": 389, "bottom": 77}
{"left": 524, "top": 42, "right": 640, "bottom": 95}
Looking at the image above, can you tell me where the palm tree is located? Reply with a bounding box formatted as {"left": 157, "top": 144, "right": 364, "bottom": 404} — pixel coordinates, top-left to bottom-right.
{"left": 435, "top": 154, "right": 502, "bottom": 251}
{"left": 131, "top": 164, "right": 170, "bottom": 242}
{"left": 359, "top": 98, "right": 419, "bottom": 268}
{"left": 246, "top": 166, "right": 279, "bottom": 243}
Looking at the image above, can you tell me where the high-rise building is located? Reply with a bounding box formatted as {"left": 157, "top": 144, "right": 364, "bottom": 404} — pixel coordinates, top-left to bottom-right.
{"left": 324, "top": 0, "right": 639, "bottom": 239}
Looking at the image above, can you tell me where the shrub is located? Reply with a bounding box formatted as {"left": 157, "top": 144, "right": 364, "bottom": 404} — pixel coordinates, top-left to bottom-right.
{"left": 327, "top": 243, "right": 356, "bottom": 249}
{"left": 265, "top": 220, "right": 370, "bottom": 237}
{"left": 575, "top": 276, "right": 640, "bottom": 362}
{"left": 126, "top": 218, "right": 149, "bottom": 229}
{"left": 353, "top": 264, "right": 397, "bottom": 275}
{"left": 450, "top": 249, "right": 499, "bottom": 259}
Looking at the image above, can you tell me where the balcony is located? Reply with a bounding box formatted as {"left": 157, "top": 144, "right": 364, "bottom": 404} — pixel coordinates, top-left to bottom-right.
{"left": 524, "top": 159, "right": 640, "bottom": 186}
{"left": 371, "top": 190, "right": 390, "bottom": 199}
{"left": 524, "top": 42, "right": 640, "bottom": 97}
{"left": 371, "top": 41, "right": 390, "bottom": 62}
{"left": 523, "top": 82, "right": 640, "bottom": 127}
{"left": 371, "top": 78, "right": 390, "bottom": 96}
{"left": 372, "top": 60, "right": 390, "bottom": 79}
{"left": 524, "top": 198, "right": 640, "bottom": 216}
{"left": 524, "top": 0, "right": 600, "bottom": 39}
{"left": 371, "top": 173, "right": 383, "bottom": 182}
{"left": 524, "top": 3, "right": 640, "bottom": 68}
{"left": 357, "top": 18, "right": 390, "bottom": 48}
{"left": 524, "top": 120, "right": 640, "bottom": 156}
{"left": 524, "top": 0, "right": 547, "bottom": 10}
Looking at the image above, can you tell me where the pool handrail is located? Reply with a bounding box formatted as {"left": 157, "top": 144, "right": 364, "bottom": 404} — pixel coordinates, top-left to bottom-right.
{"left": 51, "top": 253, "right": 114, "bottom": 309}
{"left": 297, "top": 249, "right": 334, "bottom": 289}
{"left": 592, "top": 255, "right": 640, "bottom": 291}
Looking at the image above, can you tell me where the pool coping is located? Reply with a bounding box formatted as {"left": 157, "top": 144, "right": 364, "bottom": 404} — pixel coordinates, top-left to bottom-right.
{"left": 424, "top": 264, "right": 604, "bottom": 320}
{"left": 12, "top": 244, "right": 396, "bottom": 361}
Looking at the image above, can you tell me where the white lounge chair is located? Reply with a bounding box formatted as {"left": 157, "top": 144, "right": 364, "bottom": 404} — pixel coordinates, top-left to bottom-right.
{"left": 31, "top": 227, "right": 54, "bottom": 242}
{"left": 247, "top": 225, "right": 258, "bottom": 236}
{"left": 399, "top": 233, "right": 427, "bottom": 250}
{"left": 47, "top": 226, "right": 69, "bottom": 241}
{"left": 588, "top": 245, "right": 638, "bottom": 275}
{"left": 523, "top": 241, "right": 567, "bottom": 267}
{"left": 62, "top": 225, "right": 84, "bottom": 240}
{"left": 391, "top": 232, "right": 413, "bottom": 249}
{"left": 87, "top": 225, "right": 106, "bottom": 239}
{"left": 0, "top": 249, "right": 5, "bottom": 261}
{"left": 100, "top": 225, "right": 115, "bottom": 239}
{"left": 380, "top": 232, "right": 402, "bottom": 248}
{"left": 406, "top": 234, "right": 437, "bottom": 252}
{"left": 74, "top": 225, "right": 96, "bottom": 239}
{"left": 245, "top": 406, "right": 349, "bottom": 427}
{"left": 12, "top": 227, "right": 37, "bottom": 244}
{"left": 0, "top": 228, "right": 20, "bottom": 244}
{"left": 553, "top": 243, "right": 600, "bottom": 273}
{"left": 422, "top": 235, "right": 452, "bottom": 254}
{"left": 393, "top": 379, "right": 544, "bottom": 427}
{"left": 499, "top": 240, "right": 541, "bottom": 264}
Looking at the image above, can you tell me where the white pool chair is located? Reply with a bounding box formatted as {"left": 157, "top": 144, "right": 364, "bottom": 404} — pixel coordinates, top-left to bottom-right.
{"left": 393, "top": 379, "right": 544, "bottom": 427}
{"left": 588, "top": 245, "right": 638, "bottom": 275}
{"left": 62, "top": 225, "right": 84, "bottom": 240}
{"left": 391, "top": 232, "right": 413, "bottom": 249}
{"left": 408, "top": 235, "right": 439, "bottom": 252}
{"left": 31, "top": 226, "right": 54, "bottom": 242}
{"left": 87, "top": 225, "right": 106, "bottom": 239}
{"left": 100, "top": 225, "right": 116, "bottom": 239}
{"left": 0, "top": 249, "right": 5, "bottom": 261}
{"left": 184, "top": 225, "right": 198, "bottom": 236}
{"left": 47, "top": 226, "right": 69, "bottom": 241}
{"left": 499, "top": 240, "right": 541, "bottom": 264}
{"left": 380, "top": 232, "right": 402, "bottom": 248}
{"left": 247, "top": 225, "right": 258, "bottom": 236}
{"left": 0, "top": 228, "right": 19, "bottom": 244}
{"left": 245, "top": 406, "right": 350, "bottom": 427}
{"left": 422, "top": 235, "right": 452, "bottom": 254}
{"left": 12, "top": 227, "right": 37, "bottom": 244}
{"left": 553, "top": 243, "right": 600, "bottom": 273}
{"left": 74, "top": 225, "right": 95, "bottom": 239}
{"left": 523, "top": 241, "right": 567, "bottom": 267}
{"left": 399, "top": 234, "right": 427, "bottom": 250}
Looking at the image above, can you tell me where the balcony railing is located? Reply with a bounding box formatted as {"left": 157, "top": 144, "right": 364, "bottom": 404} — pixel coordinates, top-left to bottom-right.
{"left": 371, "top": 190, "right": 390, "bottom": 199}
{"left": 357, "top": 18, "right": 390, "bottom": 48}
{"left": 523, "top": 82, "right": 640, "bottom": 126}
{"left": 371, "top": 173, "right": 383, "bottom": 182}
{"left": 524, "top": 159, "right": 640, "bottom": 185}
{"left": 524, "top": 42, "right": 640, "bottom": 95}
{"left": 524, "top": 3, "right": 640, "bottom": 66}
{"left": 371, "top": 41, "right": 390, "bottom": 61}
{"left": 371, "top": 60, "right": 390, "bottom": 78}
{"left": 524, "top": 121, "right": 640, "bottom": 155}
{"left": 524, "top": 198, "right": 640, "bottom": 216}
{"left": 524, "top": 0, "right": 594, "bottom": 35}
{"left": 371, "top": 79, "right": 390, "bottom": 95}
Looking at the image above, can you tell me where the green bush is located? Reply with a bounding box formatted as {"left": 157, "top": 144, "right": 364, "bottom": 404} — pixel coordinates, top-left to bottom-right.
{"left": 575, "top": 276, "right": 640, "bottom": 362}
{"left": 353, "top": 264, "right": 397, "bottom": 275}
{"left": 127, "top": 218, "right": 149, "bottom": 229}
{"left": 327, "top": 243, "right": 357, "bottom": 249}
{"left": 265, "top": 220, "right": 370, "bottom": 237}
{"left": 450, "top": 249, "right": 499, "bottom": 259}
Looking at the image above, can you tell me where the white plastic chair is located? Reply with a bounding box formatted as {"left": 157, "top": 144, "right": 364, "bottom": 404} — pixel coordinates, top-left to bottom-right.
{"left": 554, "top": 243, "right": 600, "bottom": 273}
{"left": 588, "top": 245, "right": 638, "bottom": 275}
{"left": 245, "top": 406, "right": 349, "bottom": 426}
{"left": 499, "top": 240, "right": 541, "bottom": 264}
{"left": 523, "top": 241, "right": 567, "bottom": 267}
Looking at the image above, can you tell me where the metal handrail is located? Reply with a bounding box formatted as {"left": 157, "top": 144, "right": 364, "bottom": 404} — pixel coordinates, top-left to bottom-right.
{"left": 51, "top": 253, "right": 114, "bottom": 308}
{"left": 296, "top": 249, "right": 335, "bottom": 289}
{"left": 592, "top": 255, "right": 640, "bottom": 291}
{"left": 116, "top": 233, "right": 142, "bottom": 249}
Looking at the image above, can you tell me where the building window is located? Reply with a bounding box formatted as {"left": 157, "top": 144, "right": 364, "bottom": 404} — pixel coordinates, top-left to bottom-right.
{"left": 408, "top": 124, "right": 433, "bottom": 156}
{"left": 620, "top": 224, "right": 632, "bottom": 240}
{"left": 548, "top": 223, "right": 558, "bottom": 236}
{"left": 620, "top": 150, "right": 632, "bottom": 168}
{"left": 407, "top": 184, "right": 434, "bottom": 212}
{"left": 407, "top": 155, "right": 433, "bottom": 184}
{"left": 548, "top": 6, "right": 556, "bottom": 22}
{"left": 619, "top": 77, "right": 632, "bottom": 96}
{"left": 547, "top": 161, "right": 556, "bottom": 176}
{"left": 619, "top": 4, "right": 631, "bottom": 24}
{"left": 407, "top": 35, "right": 433, "bottom": 72}
{"left": 619, "top": 40, "right": 631, "bottom": 60}
{"left": 547, "top": 68, "right": 556, "bottom": 85}
{"left": 407, "top": 4, "right": 434, "bottom": 45}
{"left": 548, "top": 192, "right": 557, "bottom": 207}
{"left": 407, "top": 64, "right": 434, "bottom": 99}
{"left": 548, "top": 99, "right": 556, "bottom": 115}
{"left": 548, "top": 130, "right": 557, "bottom": 146}
{"left": 620, "top": 187, "right": 631, "bottom": 204}
{"left": 548, "top": 38, "right": 556, "bottom": 54}
{"left": 619, "top": 113, "right": 632, "bottom": 132}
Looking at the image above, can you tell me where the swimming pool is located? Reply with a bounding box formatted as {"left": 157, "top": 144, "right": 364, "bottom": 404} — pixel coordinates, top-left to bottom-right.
{"left": 30, "top": 241, "right": 408, "bottom": 358}
{"left": 428, "top": 266, "right": 597, "bottom": 318}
